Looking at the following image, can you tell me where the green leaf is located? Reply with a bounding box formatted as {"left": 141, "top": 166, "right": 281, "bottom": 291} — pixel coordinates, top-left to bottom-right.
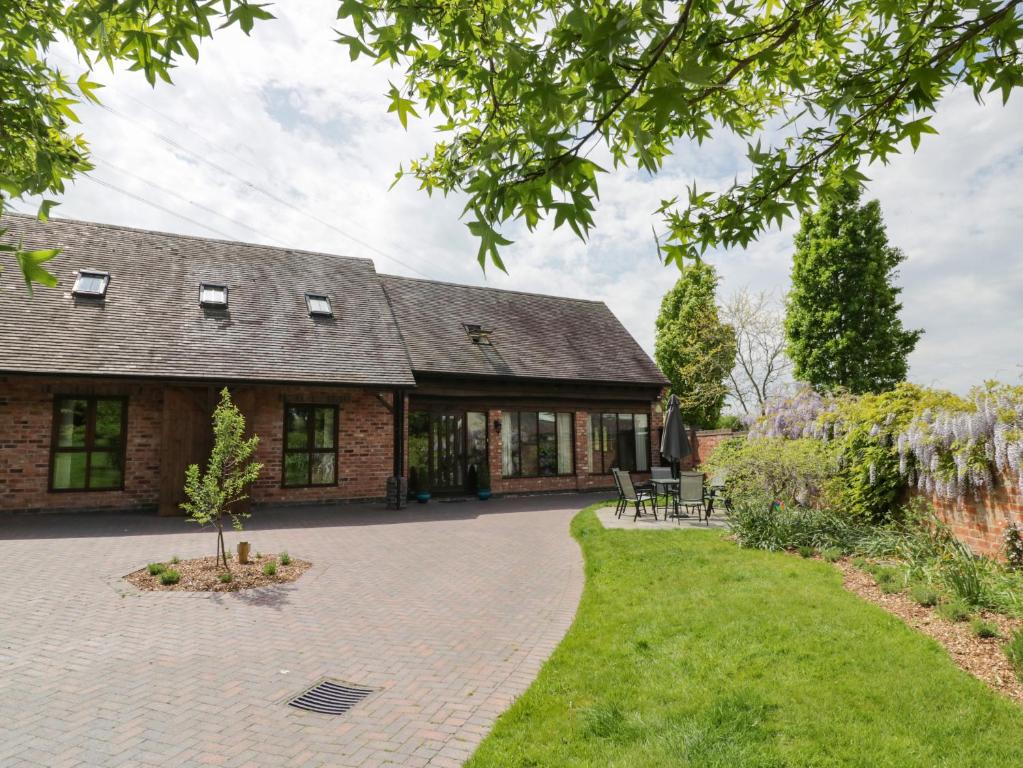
{"left": 387, "top": 84, "right": 419, "bottom": 129}
{"left": 15, "top": 244, "right": 61, "bottom": 295}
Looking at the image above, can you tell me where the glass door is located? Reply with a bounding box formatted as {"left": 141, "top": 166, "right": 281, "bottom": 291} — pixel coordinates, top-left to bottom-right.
{"left": 408, "top": 410, "right": 488, "bottom": 494}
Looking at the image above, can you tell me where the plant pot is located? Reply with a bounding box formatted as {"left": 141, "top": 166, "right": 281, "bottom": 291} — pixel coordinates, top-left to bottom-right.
{"left": 416, "top": 491, "right": 431, "bottom": 504}
{"left": 237, "top": 541, "right": 251, "bottom": 564}
{"left": 477, "top": 489, "right": 492, "bottom": 501}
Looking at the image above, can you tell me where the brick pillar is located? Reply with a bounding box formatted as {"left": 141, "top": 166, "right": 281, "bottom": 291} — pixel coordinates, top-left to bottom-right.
{"left": 488, "top": 409, "right": 503, "bottom": 493}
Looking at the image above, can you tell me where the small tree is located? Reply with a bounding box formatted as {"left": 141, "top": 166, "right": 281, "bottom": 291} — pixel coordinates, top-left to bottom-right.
{"left": 654, "top": 262, "right": 737, "bottom": 427}
{"left": 180, "top": 389, "right": 263, "bottom": 570}
{"left": 785, "top": 182, "right": 922, "bottom": 394}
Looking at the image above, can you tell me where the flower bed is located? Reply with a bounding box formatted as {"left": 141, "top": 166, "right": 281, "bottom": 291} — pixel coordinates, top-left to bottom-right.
{"left": 125, "top": 552, "right": 310, "bottom": 592}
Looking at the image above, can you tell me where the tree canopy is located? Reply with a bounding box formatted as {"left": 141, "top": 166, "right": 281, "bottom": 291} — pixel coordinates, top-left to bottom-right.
{"left": 3, "top": 1, "right": 1022, "bottom": 286}
{"left": 654, "top": 261, "right": 736, "bottom": 427}
{"left": 784, "top": 182, "right": 921, "bottom": 394}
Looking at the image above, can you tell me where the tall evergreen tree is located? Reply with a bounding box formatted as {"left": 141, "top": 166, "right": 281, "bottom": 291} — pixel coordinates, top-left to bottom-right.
{"left": 785, "top": 183, "right": 921, "bottom": 394}
{"left": 655, "top": 262, "right": 736, "bottom": 427}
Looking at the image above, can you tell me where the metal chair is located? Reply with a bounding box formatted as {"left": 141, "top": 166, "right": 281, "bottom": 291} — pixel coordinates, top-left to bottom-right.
{"left": 678, "top": 471, "right": 707, "bottom": 523}
{"left": 705, "top": 470, "right": 731, "bottom": 518}
{"left": 613, "top": 468, "right": 657, "bottom": 522}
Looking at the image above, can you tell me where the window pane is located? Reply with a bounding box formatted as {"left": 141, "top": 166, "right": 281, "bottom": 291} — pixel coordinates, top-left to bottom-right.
{"left": 537, "top": 412, "right": 557, "bottom": 476}
{"left": 502, "top": 412, "right": 519, "bottom": 477}
{"left": 201, "top": 285, "right": 226, "bottom": 305}
{"left": 313, "top": 407, "right": 335, "bottom": 449}
{"left": 285, "top": 407, "right": 309, "bottom": 450}
{"left": 311, "top": 453, "right": 336, "bottom": 485}
{"left": 602, "top": 413, "right": 618, "bottom": 470}
{"left": 284, "top": 452, "right": 309, "bottom": 486}
{"left": 589, "top": 414, "right": 602, "bottom": 473}
{"left": 76, "top": 274, "right": 105, "bottom": 294}
{"left": 557, "top": 413, "right": 574, "bottom": 475}
{"left": 52, "top": 452, "right": 87, "bottom": 490}
{"left": 89, "top": 451, "right": 123, "bottom": 489}
{"left": 408, "top": 411, "right": 430, "bottom": 490}
{"left": 56, "top": 399, "right": 88, "bottom": 448}
{"left": 520, "top": 412, "right": 539, "bottom": 476}
{"left": 93, "top": 400, "right": 124, "bottom": 448}
{"left": 466, "top": 412, "right": 488, "bottom": 478}
{"left": 308, "top": 296, "right": 331, "bottom": 315}
{"left": 618, "top": 413, "right": 636, "bottom": 471}
{"left": 634, "top": 414, "right": 650, "bottom": 472}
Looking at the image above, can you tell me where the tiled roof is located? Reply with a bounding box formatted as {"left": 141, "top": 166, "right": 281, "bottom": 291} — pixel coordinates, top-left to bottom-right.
{"left": 0, "top": 214, "right": 417, "bottom": 387}
{"left": 380, "top": 275, "right": 668, "bottom": 386}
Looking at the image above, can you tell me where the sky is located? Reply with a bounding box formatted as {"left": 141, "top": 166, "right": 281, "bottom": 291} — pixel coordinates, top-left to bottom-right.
{"left": 18, "top": 1, "right": 1023, "bottom": 395}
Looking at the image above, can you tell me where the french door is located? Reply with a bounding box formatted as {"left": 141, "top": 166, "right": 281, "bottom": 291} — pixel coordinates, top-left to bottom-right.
{"left": 409, "top": 410, "right": 487, "bottom": 494}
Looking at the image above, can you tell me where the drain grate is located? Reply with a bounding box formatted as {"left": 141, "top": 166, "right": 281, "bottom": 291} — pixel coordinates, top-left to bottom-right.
{"left": 287, "top": 680, "right": 374, "bottom": 716}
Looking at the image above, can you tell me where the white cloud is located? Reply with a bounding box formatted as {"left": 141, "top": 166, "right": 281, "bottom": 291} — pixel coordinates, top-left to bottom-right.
{"left": 26, "top": 2, "right": 1023, "bottom": 393}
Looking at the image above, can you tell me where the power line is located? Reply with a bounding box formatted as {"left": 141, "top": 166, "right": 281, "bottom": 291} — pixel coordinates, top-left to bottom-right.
{"left": 51, "top": 50, "right": 440, "bottom": 280}
{"left": 93, "top": 154, "right": 290, "bottom": 246}
{"left": 83, "top": 175, "right": 241, "bottom": 241}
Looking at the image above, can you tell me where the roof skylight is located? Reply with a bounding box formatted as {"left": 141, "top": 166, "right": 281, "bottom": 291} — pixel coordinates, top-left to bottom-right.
{"left": 463, "top": 323, "right": 493, "bottom": 345}
{"left": 199, "top": 283, "right": 228, "bottom": 308}
{"left": 72, "top": 270, "right": 110, "bottom": 298}
{"left": 306, "top": 294, "right": 333, "bottom": 317}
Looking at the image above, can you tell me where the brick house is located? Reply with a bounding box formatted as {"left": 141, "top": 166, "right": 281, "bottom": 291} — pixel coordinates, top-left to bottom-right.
{"left": 0, "top": 214, "right": 667, "bottom": 514}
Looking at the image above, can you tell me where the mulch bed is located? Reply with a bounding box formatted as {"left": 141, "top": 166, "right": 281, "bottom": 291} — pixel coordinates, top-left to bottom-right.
{"left": 834, "top": 558, "right": 1023, "bottom": 704}
{"left": 125, "top": 554, "right": 311, "bottom": 593}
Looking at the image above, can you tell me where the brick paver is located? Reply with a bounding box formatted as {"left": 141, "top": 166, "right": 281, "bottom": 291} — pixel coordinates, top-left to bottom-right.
{"left": 0, "top": 494, "right": 597, "bottom": 767}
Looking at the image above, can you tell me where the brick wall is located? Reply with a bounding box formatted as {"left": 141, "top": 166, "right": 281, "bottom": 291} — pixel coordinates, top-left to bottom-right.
{"left": 0, "top": 376, "right": 397, "bottom": 513}
{"left": 927, "top": 477, "right": 1023, "bottom": 558}
{"left": 0, "top": 376, "right": 163, "bottom": 513}
{"left": 248, "top": 386, "right": 394, "bottom": 505}
{"left": 687, "top": 428, "right": 744, "bottom": 467}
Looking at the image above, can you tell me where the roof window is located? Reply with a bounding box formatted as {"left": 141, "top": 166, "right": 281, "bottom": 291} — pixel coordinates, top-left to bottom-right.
{"left": 306, "top": 294, "right": 333, "bottom": 317}
{"left": 463, "top": 323, "right": 493, "bottom": 345}
{"left": 72, "top": 270, "right": 110, "bottom": 298}
{"left": 199, "top": 283, "right": 228, "bottom": 308}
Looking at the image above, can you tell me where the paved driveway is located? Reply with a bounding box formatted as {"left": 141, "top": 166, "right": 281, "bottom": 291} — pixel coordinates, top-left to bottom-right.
{"left": 0, "top": 494, "right": 598, "bottom": 768}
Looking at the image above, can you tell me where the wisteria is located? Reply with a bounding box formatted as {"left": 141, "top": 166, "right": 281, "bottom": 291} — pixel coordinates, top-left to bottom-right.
{"left": 746, "top": 384, "right": 841, "bottom": 441}
{"left": 744, "top": 382, "right": 1023, "bottom": 502}
{"left": 895, "top": 386, "right": 1023, "bottom": 499}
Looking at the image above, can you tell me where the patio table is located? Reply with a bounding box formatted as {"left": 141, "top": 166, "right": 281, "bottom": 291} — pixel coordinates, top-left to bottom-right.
{"left": 650, "top": 478, "right": 680, "bottom": 519}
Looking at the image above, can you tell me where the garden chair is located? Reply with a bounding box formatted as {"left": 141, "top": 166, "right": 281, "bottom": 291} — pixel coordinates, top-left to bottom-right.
{"left": 613, "top": 468, "right": 657, "bottom": 522}
{"left": 678, "top": 471, "right": 707, "bottom": 524}
{"left": 705, "top": 470, "right": 732, "bottom": 518}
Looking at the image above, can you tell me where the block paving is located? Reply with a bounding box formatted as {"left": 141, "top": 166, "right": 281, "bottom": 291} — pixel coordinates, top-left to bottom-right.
{"left": 0, "top": 494, "right": 597, "bottom": 767}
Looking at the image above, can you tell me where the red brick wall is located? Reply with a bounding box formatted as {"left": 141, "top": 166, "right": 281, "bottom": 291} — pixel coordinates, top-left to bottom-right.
{"left": 687, "top": 429, "right": 744, "bottom": 468}
{"left": 0, "top": 376, "right": 396, "bottom": 513}
{"left": 248, "top": 387, "right": 394, "bottom": 505}
{"left": 928, "top": 477, "right": 1023, "bottom": 558}
{"left": 0, "top": 376, "right": 163, "bottom": 513}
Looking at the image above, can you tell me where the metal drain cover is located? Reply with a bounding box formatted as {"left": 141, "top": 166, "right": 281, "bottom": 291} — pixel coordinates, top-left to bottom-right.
{"left": 287, "top": 680, "right": 374, "bottom": 716}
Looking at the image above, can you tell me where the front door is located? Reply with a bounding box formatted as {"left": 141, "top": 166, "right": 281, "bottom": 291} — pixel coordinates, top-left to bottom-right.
{"left": 409, "top": 410, "right": 488, "bottom": 494}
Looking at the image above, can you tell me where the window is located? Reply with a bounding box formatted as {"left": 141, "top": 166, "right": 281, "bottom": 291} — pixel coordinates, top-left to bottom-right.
{"left": 463, "top": 323, "right": 493, "bottom": 345}
{"left": 50, "top": 397, "right": 126, "bottom": 491}
{"left": 306, "top": 294, "right": 333, "bottom": 317}
{"left": 501, "top": 411, "right": 573, "bottom": 477}
{"left": 72, "top": 270, "right": 110, "bottom": 297}
{"left": 199, "top": 283, "right": 228, "bottom": 308}
{"left": 589, "top": 412, "right": 650, "bottom": 473}
{"left": 283, "top": 404, "right": 337, "bottom": 487}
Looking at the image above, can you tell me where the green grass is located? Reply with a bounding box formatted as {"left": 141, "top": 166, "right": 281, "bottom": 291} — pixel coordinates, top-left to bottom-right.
{"left": 467, "top": 504, "right": 1023, "bottom": 768}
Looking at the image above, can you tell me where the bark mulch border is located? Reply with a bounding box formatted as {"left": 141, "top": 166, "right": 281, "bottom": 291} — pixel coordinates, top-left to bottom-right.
{"left": 125, "top": 554, "right": 311, "bottom": 593}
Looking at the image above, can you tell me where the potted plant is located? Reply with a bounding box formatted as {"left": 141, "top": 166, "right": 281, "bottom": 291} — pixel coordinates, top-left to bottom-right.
{"left": 477, "top": 463, "right": 491, "bottom": 501}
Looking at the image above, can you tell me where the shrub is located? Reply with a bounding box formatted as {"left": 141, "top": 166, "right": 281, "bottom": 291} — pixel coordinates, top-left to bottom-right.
{"left": 868, "top": 565, "right": 902, "bottom": 594}
{"left": 160, "top": 569, "right": 181, "bottom": 585}
{"left": 262, "top": 561, "right": 277, "bottom": 577}
{"left": 1006, "top": 630, "right": 1023, "bottom": 679}
{"left": 797, "top": 545, "right": 815, "bottom": 558}
{"left": 702, "top": 436, "right": 839, "bottom": 510}
{"left": 1004, "top": 523, "right": 1023, "bottom": 572}
{"left": 822, "top": 548, "right": 842, "bottom": 563}
{"left": 170, "top": 555, "right": 180, "bottom": 565}
{"left": 279, "top": 551, "right": 291, "bottom": 566}
{"left": 147, "top": 562, "right": 166, "bottom": 576}
{"left": 219, "top": 572, "right": 232, "bottom": 584}
{"left": 728, "top": 497, "right": 876, "bottom": 553}
{"left": 909, "top": 583, "right": 939, "bottom": 607}
{"left": 970, "top": 619, "right": 999, "bottom": 639}
{"left": 936, "top": 600, "right": 971, "bottom": 623}
{"left": 941, "top": 543, "right": 987, "bottom": 607}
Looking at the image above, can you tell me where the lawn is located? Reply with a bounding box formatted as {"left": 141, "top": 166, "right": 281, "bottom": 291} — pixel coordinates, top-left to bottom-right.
{"left": 467, "top": 503, "right": 1023, "bottom": 768}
